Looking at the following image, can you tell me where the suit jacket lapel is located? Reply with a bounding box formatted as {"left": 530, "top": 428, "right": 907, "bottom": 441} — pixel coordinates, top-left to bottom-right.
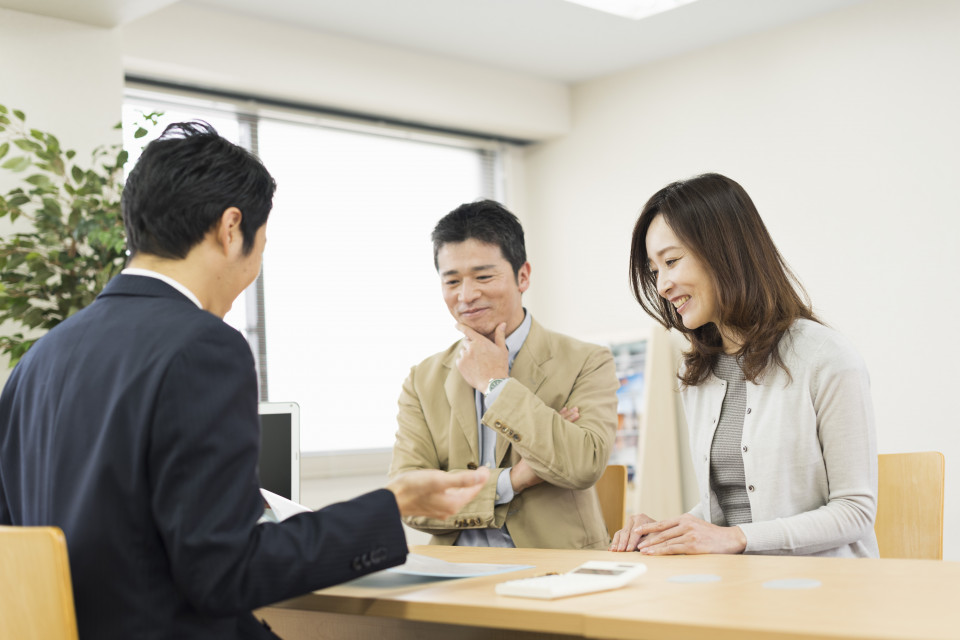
{"left": 444, "top": 347, "right": 480, "bottom": 463}
{"left": 495, "top": 319, "right": 551, "bottom": 465}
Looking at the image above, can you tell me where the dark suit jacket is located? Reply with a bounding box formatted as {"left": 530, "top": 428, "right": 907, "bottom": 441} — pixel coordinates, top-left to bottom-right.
{"left": 0, "top": 275, "right": 407, "bottom": 639}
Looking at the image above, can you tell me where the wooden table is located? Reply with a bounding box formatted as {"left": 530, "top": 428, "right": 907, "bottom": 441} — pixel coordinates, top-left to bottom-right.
{"left": 256, "top": 546, "right": 960, "bottom": 640}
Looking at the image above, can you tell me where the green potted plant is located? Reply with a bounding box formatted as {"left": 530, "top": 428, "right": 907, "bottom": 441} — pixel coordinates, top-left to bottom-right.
{"left": 0, "top": 103, "right": 157, "bottom": 367}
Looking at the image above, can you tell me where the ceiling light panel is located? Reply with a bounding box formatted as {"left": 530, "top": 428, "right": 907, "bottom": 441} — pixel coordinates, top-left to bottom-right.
{"left": 562, "top": 0, "right": 699, "bottom": 20}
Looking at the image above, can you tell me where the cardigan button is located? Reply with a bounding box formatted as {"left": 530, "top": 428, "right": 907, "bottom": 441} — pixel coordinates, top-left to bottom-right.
{"left": 742, "top": 445, "right": 748, "bottom": 453}
{"left": 746, "top": 408, "right": 752, "bottom": 414}
{"left": 748, "top": 485, "right": 755, "bottom": 492}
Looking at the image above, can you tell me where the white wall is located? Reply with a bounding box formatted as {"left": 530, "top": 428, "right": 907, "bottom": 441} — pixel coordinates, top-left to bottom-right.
{"left": 0, "top": 8, "right": 123, "bottom": 382}
{"left": 522, "top": 0, "right": 960, "bottom": 559}
{"left": 121, "top": 3, "right": 570, "bottom": 141}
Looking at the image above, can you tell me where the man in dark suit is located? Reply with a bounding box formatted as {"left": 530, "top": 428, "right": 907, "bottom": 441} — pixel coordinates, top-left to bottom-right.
{"left": 0, "top": 122, "right": 488, "bottom": 639}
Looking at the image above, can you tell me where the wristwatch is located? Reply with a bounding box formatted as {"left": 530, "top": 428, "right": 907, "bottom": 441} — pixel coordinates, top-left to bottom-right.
{"left": 484, "top": 377, "right": 508, "bottom": 397}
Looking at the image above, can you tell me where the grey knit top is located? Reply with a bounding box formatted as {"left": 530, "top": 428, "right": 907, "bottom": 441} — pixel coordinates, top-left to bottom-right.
{"left": 709, "top": 354, "right": 753, "bottom": 526}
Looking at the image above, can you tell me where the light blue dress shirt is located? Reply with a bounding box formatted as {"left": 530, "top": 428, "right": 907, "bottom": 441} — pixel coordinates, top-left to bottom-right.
{"left": 455, "top": 309, "right": 532, "bottom": 548}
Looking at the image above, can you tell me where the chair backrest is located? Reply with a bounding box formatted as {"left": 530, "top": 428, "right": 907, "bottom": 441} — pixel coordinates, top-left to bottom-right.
{"left": 875, "top": 452, "right": 945, "bottom": 560}
{"left": 595, "top": 464, "right": 628, "bottom": 538}
{"left": 0, "top": 525, "right": 79, "bottom": 640}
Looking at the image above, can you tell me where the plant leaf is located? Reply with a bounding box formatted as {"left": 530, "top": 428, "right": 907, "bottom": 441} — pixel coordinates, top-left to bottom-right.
{"left": 42, "top": 198, "right": 63, "bottom": 219}
{"left": 71, "top": 165, "right": 84, "bottom": 184}
{"left": 14, "top": 139, "right": 43, "bottom": 153}
{"left": 134, "top": 127, "right": 148, "bottom": 139}
{"left": 25, "top": 174, "right": 53, "bottom": 187}
{"left": 2, "top": 156, "right": 30, "bottom": 172}
{"left": 0, "top": 142, "right": 8, "bottom": 160}
{"left": 13, "top": 110, "right": 25, "bottom": 121}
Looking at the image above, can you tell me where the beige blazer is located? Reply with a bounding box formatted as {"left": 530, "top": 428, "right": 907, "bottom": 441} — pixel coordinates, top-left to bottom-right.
{"left": 391, "top": 318, "right": 619, "bottom": 549}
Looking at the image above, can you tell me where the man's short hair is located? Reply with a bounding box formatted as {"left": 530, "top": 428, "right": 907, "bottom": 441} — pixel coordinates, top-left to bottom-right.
{"left": 122, "top": 121, "right": 276, "bottom": 259}
{"left": 431, "top": 199, "right": 527, "bottom": 276}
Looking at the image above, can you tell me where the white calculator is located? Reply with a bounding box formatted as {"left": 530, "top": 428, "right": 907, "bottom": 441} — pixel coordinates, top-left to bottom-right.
{"left": 495, "top": 560, "right": 648, "bottom": 599}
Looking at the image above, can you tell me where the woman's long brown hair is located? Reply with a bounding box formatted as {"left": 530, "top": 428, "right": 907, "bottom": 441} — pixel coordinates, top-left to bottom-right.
{"left": 629, "top": 173, "right": 818, "bottom": 386}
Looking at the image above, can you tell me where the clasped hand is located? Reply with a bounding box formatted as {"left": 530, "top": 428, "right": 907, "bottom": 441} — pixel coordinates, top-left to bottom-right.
{"left": 610, "top": 513, "right": 747, "bottom": 555}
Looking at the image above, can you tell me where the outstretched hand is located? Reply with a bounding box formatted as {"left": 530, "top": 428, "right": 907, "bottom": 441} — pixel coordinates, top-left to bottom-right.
{"left": 387, "top": 467, "right": 490, "bottom": 519}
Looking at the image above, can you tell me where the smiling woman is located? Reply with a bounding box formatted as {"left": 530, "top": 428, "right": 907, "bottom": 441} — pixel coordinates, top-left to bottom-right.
{"left": 612, "top": 173, "right": 879, "bottom": 558}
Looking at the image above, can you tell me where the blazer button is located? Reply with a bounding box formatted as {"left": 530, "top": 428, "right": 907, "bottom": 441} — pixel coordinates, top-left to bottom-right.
{"left": 512, "top": 435, "right": 521, "bottom": 442}
{"left": 467, "top": 462, "right": 478, "bottom": 470}
{"left": 351, "top": 557, "right": 363, "bottom": 571}
{"left": 495, "top": 421, "right": 503, "bottom": 428}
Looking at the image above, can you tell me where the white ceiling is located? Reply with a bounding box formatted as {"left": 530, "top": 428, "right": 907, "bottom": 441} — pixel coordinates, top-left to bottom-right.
{"left": 0, "top": 0, "right": 178, "bottom": 28}
{"left": 4, "top": 0, "right": 868, "bottom": 83}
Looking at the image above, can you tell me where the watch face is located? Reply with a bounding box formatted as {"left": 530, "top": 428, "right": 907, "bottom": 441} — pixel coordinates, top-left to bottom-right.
{"left": 486, "top": 378, "right": 506, "bottom": 395}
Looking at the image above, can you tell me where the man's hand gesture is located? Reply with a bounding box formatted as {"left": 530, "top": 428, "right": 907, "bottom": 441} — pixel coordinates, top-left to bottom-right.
{"left": 455, "top": 322, "right": 509, "bottom": 391}
{"left": 387, "top": 467, "right": 490, "bottom": 519}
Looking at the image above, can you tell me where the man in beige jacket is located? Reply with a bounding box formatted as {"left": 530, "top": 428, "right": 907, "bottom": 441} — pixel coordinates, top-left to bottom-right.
{"left": 390, "top": 200, "right": 619, "bottom": 549}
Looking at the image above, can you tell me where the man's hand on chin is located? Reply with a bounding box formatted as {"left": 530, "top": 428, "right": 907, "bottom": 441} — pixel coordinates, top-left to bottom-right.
{"left": 455, "top": 322, "right": 509, "bottom": 391}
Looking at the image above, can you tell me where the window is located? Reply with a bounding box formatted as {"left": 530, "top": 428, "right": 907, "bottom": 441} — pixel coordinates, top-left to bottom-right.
{"left": 123, "top": 84, "right": 509, "bottom": 452}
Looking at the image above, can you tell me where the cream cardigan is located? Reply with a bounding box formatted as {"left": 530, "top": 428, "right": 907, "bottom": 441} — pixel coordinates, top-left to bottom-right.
{"left": 683, "top": 319, "right": 879, "bottom": 557}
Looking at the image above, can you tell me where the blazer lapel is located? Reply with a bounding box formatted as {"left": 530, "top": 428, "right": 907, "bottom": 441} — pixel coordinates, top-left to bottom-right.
{"left": 495, "top": 319, "right": 550, "bottom": 465}
{"left": 444, "top": 349, "right": 480, "bottom": 463}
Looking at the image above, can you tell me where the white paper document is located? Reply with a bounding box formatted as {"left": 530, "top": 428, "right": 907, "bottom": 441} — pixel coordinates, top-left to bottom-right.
{"left": 387, "top": 553, "right": 533, "bottom": 578}
{"left": 260, "top": 488, "right": 311, "bottom": 523}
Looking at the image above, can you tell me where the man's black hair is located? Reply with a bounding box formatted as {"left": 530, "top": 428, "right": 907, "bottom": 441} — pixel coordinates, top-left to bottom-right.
{"left": 122, "top": 121, "right": 276, "bottom": 259}
{"left": 431, "top": 199, "right": 527, "bottom": 276}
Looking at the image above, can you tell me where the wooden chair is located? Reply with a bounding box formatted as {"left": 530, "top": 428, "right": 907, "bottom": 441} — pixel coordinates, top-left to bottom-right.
{"left": 0, "top": 525, "right": 79, "bottom": 640}
{"left": 875, "top": 452, "right": 945, "bottom": 560}
{"left": 595, "top": 464, "right": 628, "bottom": 538}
